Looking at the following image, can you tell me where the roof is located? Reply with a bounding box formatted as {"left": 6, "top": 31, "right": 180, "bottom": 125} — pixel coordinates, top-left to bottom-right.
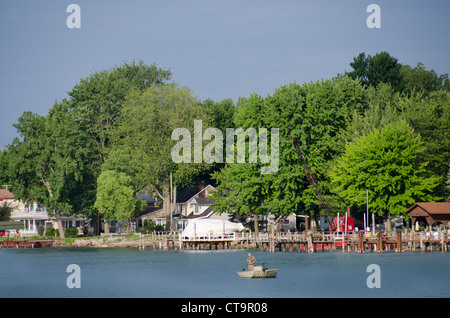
{"left": 0, "top": 189, "right": 15, "bottom": 200}
{"left": 176, "top": 183, "right": 214, "bottom": 203}
{"left": 0, "top": 221, "right": 24, "bottom": 230}
{"left": 185, "top": 206, "right": 214, "bottom": 219}
{"left": 136, "top": 206, "right": 163, "bottom": 218}
{"left": 405, "top": 202, "right": 450, "bottom": 215}
{"left": 193, "top": 197, "right": 215, "bottom": 206}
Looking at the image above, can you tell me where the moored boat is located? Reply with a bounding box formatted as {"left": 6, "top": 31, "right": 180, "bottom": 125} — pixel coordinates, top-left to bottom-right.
{"left": 237, "top": 265, "right": 278, "bottom": 278}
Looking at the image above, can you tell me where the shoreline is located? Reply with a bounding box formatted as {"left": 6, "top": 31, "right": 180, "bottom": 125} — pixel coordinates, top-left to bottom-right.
{"left": 2, "top": 230, "right": 449, "bottom": 252}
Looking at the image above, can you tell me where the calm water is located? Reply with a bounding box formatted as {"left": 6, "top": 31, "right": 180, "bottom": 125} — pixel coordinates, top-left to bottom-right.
{"left": 0, "top": 248, "right": 448, "bottom": 298}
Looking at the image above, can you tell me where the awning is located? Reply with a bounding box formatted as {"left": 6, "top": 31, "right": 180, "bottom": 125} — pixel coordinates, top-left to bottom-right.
{"left": 0, "top": 221, "right": 24, "bottom": 230}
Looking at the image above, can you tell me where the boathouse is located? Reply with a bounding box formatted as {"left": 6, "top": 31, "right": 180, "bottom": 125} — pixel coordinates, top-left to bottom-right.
{"left": 404, "top": 202, "right": 450, "bottom": 227}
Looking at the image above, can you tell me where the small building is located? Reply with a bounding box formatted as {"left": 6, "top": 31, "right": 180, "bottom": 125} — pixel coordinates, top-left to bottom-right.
{"left": 2, "top": 187, "right": 87, "bottom": 236}
{"left": 136, "top": 183, "right": 231, "bottom": 232}
{"left": 404, "top": 202, "right": 450, "bottom": 227}
{"left": 0, "top": 188, "right": 26, "bottom": 212}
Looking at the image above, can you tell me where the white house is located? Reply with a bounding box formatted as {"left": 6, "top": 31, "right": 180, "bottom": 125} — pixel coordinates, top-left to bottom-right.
{"left": 1, "top": 188, "right": 87, "bottom": 236}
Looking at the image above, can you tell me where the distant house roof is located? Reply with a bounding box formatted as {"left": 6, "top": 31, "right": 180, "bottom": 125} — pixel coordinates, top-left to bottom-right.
{"left": 176, "top": 183, "right": 214, "bottom": 203}
{"left": 404, "top": 202, "right": 450, "bottom": 226}
{"left": 185, "top": 206, "right": 214, "bottom": 219}
{"left": 193, "top": 197, "right": 215, "bottom": 206}
{"left": 0, "top": 189, "right": 15, "bottom": 200}
{"left": 136, "top": 206, "right": 163, "bottom": 218}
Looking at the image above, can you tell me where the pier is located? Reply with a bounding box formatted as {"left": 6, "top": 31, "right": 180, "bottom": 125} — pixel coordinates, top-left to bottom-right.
{"left": 2, "top": 231, "right": 448, "bottom": 252}
{"left": 138, "top": 230, "right": 450, "bottom": 253}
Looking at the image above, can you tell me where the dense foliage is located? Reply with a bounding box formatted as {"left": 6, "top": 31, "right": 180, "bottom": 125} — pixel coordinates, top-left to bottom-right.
{"left": 1, "top": 53, "right": 449, "bottom": 234}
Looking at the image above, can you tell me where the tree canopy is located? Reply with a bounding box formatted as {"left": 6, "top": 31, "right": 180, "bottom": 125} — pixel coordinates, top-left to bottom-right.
{"left": 1, "top": 54, "right": 448, "bottom": 235}
{"left": 329, "top": 120, "right": 442, "bottom": 228}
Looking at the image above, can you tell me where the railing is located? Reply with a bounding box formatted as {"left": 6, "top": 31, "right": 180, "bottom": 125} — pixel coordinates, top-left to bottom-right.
{"left": 19, "top": 229, "right": 39, "bottom": 237}
{"left": 139, "top": 229, "right": 448, "bottom": 246}
{"left": 179, "top": 232, "right": 236, "bottom": 242}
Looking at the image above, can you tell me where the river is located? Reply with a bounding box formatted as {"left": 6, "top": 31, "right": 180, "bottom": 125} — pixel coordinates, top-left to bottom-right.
{"left": 1, "top": 248, "right": 448, "bottom": 298}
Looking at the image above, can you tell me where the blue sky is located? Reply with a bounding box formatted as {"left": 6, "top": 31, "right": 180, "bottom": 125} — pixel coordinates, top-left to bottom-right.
{"left": 1, "top": 0, "right": 449, "bottom": 149}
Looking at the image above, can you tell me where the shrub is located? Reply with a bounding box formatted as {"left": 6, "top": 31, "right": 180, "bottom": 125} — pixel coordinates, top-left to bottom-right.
{"left": 137, "top": 220, "right": 165, "bottom": 234}
{"left": 65, "top": 227, "right": 79, "bottom": 238}
{"left": 45, "top": 228, "right": 60, "bottom": 237}
{"left": 37, "top": 225, "right": 45, "bottom": 236}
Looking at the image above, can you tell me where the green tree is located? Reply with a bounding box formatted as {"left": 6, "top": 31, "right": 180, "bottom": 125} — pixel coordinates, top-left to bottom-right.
{"left": 211, "top": 93, "right": 278, "bottom": 233}
{"left": 212, "top": 163, "right": 270, "bottom": 233}
{"left": 64, "top": 61, "right": 172, "bottom": 229}
{"left": 348, "top": 52, "right": 404, "bottom": 91}
{"left": 67, "top": 61, "right": 172, "bottom": 164}
{"left": 113, "top": 84, "right": 212, "bottom": 230}
{"left": 212, "top": 76, "right": 367, "bottom": 230}
{"left": 401, "top": 63, "right": 450, "bottom": 95}
{"left": 0, "top": 203, "right": 12, "bottom": 221}
{"left": 6, "top": 101, "right": 87, "bottom": 239}
{"left": 4, "top": 61, "right": 172, "bottom": 236}
{"left": 343, "top": 83, "right": 401, "bottom": 142}
{"left": 330, "top": 120, "right": 442, "bottom": 230}
{"left": 399, "top": 90, "right": 450, "bottom": 194}
{"left": 94, "top": 170, "right": 146, "bottom": 234}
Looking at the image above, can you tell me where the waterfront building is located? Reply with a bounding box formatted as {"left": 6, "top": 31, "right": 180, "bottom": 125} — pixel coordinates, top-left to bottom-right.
{"left": 1, "top": 187, "right": 87, "bottom": 236}
{"left": 405, "top": 202, "right": 450, "bottom": 229}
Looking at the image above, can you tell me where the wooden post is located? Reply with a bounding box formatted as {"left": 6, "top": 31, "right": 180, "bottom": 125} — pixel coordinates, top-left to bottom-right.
{"left": 420, "top": 233, "right": 425, "bottom": 252}
{"left": 377, "top": 232, "right": 383, "bottom": 253}
{"left": 357, "top": 231, "right": 364, "bottom": 253}
{"left": 307, "top": 231, "right": 314, "bottom": 253}
{"left": 396, "top": 231, "right": 402, "bottom": 252}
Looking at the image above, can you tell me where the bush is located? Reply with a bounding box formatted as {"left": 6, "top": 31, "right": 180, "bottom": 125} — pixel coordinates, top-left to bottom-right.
{"left": 65, "top": 227, "right": 79, "bottom": 238}
{"left": 37, "top": 225, "right": 45, "bottom": 236}
{"left": 45, "top": 228, "right": 60, "bottom": 237}
{"left": 136, "top": 220, "right": 165, "bottom": 234}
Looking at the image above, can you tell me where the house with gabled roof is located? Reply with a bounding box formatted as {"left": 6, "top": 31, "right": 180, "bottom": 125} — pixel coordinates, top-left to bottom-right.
{"left": 404, "top": 202, "right": 450, "bottom": 227}
{"left": 1, "top": 187, "right": 88, "bottom": 237}
{"left": 136, "top": 182, "right": 230, "bottom": 232}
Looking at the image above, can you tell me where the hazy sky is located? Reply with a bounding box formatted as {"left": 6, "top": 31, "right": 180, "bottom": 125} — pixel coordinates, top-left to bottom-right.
{"left": 1, "top": 0, "right": 449, "bottom": 148}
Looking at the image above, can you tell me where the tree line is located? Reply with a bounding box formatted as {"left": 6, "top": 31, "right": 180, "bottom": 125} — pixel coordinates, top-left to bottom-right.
{"left": 0, "top": 52, "right": 449, "bottom": 237}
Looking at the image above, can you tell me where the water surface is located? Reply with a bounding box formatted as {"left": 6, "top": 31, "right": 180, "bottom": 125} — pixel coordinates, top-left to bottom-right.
{"left": 1, "top": 248, "right": 448, "bottom": 298}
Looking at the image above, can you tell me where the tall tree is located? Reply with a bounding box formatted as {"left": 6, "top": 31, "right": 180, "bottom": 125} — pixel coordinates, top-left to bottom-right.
{"left": 348, "top": 52, "right": 404, "bottom": 92}
{"left": 6, "top": 101, "right": 87, "bottom": 238}
{"left": 113, "top": 83, "right": 212, "bottom": 230}
{"left": 212, "top": 76, "right": 367, "bottom": 230}
{"left": 329, "top": 120, "right": 442, "bottom": 230}
{"left": 94, "top": 170, "right": 146, "bottom": 234}
{"left": 4, "top": 61, "right": 172, "bottom": 235}
{"left": 400, "top": 63, "right": 450, "bottom": 95}
{"left": 64, "top": 61, "right": 173, "bottom": 227}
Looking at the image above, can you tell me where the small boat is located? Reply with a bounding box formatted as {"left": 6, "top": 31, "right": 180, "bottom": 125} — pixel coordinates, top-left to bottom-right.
{"left": 237, "top": 264, "right": 278, "bottom": 279}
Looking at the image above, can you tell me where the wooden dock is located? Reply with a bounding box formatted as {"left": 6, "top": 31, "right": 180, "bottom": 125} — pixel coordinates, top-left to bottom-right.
{"left": 2, "top": 231, "right": 447, "bottom": 252}
{"left": 140, "top": 230, "right": 450, "bottom": 253}
{"left": 0, "top": 240, "right": 54, "bottom": 249}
